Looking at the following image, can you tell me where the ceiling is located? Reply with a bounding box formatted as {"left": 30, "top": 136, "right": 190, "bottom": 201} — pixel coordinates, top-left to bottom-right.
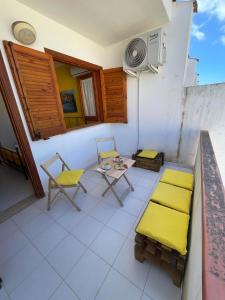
{"left": 17, "top": 0, "right": 170, "bottom": 46}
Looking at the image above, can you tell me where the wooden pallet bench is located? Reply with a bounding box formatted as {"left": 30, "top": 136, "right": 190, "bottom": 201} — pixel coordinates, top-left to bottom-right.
{"left": 132, "top": 149, "right": 164, "bottom": 172}
{"left": 135, "top": 233, "right": 186, "bottom": 287}
{"left": 134, "top": 168, "right": 194, "bottom": 287}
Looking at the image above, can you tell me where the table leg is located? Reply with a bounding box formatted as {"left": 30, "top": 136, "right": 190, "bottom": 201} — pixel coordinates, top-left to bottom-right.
{"left": 102, "top": 178, "right": 117, "bottom": 197}
{"left": 123, "top": 174, "right": 134, "bottom": 191}
{"left": 102, "top": 175, "right": 123, "bottom": 206}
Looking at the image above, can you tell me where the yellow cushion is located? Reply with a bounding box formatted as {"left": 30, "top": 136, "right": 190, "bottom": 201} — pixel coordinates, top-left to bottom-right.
{"left": 55, "top": 169, "right": 84, "bottom": 186}
{"left": 160, "top": 168, "right": 194, "bottom": 191}
{"left": 137, "top": 150, "right": 158, "bottom": 159}
{"left": 100, "top": 150, "right": 119, "bottom": 159}
{"left": 136, "top": 201, "right": 189, "bottom": 255}
{"left": 151, "top": 182, "right": 192, "bottom": 214}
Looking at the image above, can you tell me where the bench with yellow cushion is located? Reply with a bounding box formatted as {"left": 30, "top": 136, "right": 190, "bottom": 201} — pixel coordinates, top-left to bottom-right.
{"left": 136, "top": 201, "right": 189, "bottom": 255}
{"left": 99, "top": 150, "right": 119, "bottom": 159}
{"left": 55, "top": 169, "right": 84, "bottom": 186}
{"left": 151, "top": 182, "right": 192, "bottom": 214}
{"left": 137, "top": 150, "right": 158, "bottom": 159}
{"left": 160, "top": 168, "right": 194, "bottom": 191}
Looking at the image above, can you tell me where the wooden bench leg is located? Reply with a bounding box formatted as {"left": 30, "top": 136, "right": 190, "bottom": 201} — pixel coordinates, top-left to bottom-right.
{"left": 172, "top": 269, "right": 182, "bottom": 287}
{"left": 134, "top": 244, "right": 145, "bottom": 263}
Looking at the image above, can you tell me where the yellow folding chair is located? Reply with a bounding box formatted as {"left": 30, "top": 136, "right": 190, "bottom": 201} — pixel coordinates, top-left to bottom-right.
{"left": 95, "top": 136, "right": 120, "bottom": 163}
{"left": 40, "top": 153, "right": 87, "bottom": 211}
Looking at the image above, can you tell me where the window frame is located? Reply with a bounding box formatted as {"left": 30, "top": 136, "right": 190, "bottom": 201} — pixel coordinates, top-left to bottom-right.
{"left": 44, "top": 48, "right": 104, "bottom": 130}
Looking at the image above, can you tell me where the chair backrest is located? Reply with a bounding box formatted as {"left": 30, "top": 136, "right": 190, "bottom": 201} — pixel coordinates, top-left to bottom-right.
{"left": 95, "top": 136, "right": 117, "bottom": 155}
{"left": 40, "top": 153, "right": 70, "bottom": 182}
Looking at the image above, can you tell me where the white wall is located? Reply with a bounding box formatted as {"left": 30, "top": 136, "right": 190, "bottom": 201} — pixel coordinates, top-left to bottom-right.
{"left": 0, "top": 0, "right": 111, "bottom": 189}
{"left": 106, "top": 2, "right": 193, "bottom": 161}
{"left": 178, "top": 83, "right": 225, "bottom": 185}
{"left": 0, "top": 92, "right": 17, "bottom": 148}
{"left": 0, "top": 0, "right": 194, "bottom": 189}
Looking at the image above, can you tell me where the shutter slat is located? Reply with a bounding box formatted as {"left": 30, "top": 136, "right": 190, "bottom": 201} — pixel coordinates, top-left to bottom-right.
{"left": 4, "top": 42, "right": 65, "bottom": 140}
{"left": 101, "top": 67, "right": 127, "bottom": 123}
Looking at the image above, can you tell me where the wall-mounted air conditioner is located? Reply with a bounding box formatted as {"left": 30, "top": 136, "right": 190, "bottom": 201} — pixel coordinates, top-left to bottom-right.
{"left": 70, "top": 67, "right": 90, "bottom": 77}
{"left": 123, "top": 28, "right": 166, "bottom": 75}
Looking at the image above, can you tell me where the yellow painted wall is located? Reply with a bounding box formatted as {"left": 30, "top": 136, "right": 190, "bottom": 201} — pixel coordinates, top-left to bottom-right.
{"left": 55, "top": 64, "right": 84, "bottom": 128}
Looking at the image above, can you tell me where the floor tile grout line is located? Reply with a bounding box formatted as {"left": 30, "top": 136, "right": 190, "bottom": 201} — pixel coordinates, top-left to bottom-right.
{"left": 1, "top": 166, "right": 166, "bottom": 299}
{"left": 0, "top": 229, "right": 30, "bottom": 269}
{"left": 91, "top": 212, "right": 138, "bottom": 299}
{"left": 111, "top": 235, "right": 152, "bottom": 290}
{"left": 6, "top": 228, "right": 71, "bottom": 297}
{"left": 141, "top": 259, "right": 153, "bottom": 300}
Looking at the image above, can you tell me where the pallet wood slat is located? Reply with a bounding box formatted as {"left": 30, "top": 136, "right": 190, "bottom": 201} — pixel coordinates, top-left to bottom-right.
{"left": 132, "top": 149, "right": 164, "bottom": 172}
{"left": 134, "top": 233, "right": 186, "bottom": 287}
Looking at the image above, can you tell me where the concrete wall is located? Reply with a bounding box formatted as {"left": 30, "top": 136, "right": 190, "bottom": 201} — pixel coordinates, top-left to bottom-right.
{"left": 0, "top": 92, "right": 17, "bottom": 148}
{"left": 178, "top": 83, "right": 225, "bottom": 185}
{"left": 106, "top": 2, "right": 193, "bottom": 161}
{"left": 182, "top": 144, "right": 202, "bottom": 300}
{"left": 210, "top": 129, "right": 225, "bottom": 187}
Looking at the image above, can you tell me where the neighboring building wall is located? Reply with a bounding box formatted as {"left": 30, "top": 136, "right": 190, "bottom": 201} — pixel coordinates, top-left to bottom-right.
{"left": 105, "top": 2, "right": 193, "bottom": 161}
{"left": 178, "top": 83, "right": 225, "bottom": 185}
{"left": 184, "top": 58, "right": 198, "bottom": 87}
{"left": 0, "top": 92, "right": 17, "bottom": 148}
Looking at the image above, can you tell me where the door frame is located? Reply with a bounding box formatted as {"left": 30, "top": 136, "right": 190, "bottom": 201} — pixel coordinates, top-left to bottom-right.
{"left": 0, "top": 50, "right": 44, "bottom": 198}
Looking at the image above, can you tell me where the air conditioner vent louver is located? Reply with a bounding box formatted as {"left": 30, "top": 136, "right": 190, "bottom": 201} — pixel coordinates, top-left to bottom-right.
{"left": 123, "top": 29, "right": 166, "bottom": 74}
{"left": 125, "top": 38, "right": 147, "bottom": 68}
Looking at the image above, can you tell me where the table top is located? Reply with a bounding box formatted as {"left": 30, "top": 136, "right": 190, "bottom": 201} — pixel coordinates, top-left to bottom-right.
{"left": 91, "top": 157, "right": 135, "bottom": 179}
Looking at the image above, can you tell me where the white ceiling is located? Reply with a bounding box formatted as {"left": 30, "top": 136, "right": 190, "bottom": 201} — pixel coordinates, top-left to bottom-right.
{"left": 17, "top": 0, "right": 170, "bottom": 46}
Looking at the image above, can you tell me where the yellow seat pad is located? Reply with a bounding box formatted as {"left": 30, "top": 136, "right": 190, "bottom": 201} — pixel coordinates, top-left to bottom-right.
{"left": 136, "top": 202, "right": 189, "bottom": 255}
{"left": 160, "top": 168, "right": 194, "bottom": 191}
{"left": 55, "top": 169, "right": 84, "bottom": 186}
{"left": 137, "top": 150, "right": 158, "bottom": 159}
{"left": 100, "top": 150, "right": 119, "bottom": 159}
{"left": 151, "top": 182, "right": 192, "bottom": 214}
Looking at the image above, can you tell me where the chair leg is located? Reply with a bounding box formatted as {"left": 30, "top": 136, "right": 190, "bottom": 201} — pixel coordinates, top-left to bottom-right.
{"left": 47, "top": 184, "right": 52, "bottom": 211}
{"left": 61, "top": 188, "right": 81, "bottom": 211}
{"left": 79, "top": 181, "right": 87, "bottom": 193}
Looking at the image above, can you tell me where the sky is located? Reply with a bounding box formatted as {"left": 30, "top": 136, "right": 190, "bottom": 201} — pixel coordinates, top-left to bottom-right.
{"left": 190, "top": 0, "right": 225, "bottom": 85}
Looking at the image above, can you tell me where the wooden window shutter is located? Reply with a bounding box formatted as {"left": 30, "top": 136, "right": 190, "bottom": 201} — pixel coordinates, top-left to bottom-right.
{"left": 100, "top": 67, "right": 127, "bottom": 123}
{"left": 4, "top": 41, "right": 65, "bottom": 140}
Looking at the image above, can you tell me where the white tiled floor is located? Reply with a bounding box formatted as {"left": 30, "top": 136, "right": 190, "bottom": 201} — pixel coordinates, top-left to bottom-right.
{"left": 0, "top": 163, "right": 189, "bottom": 300}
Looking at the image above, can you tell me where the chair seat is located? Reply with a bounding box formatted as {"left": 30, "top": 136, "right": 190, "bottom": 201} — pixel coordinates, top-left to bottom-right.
{"left": 100, "top": 150, "right": 119, "bottom": 159}
{"left": 137, "top": 150, "right": 158, "bottom": 159}
{"left": 136, "top": 201, "right": 189, "bottom": 255}
{"left": 151, "top": 182, "right": 192, "bottom": 214}
{"left": 160, "top": 168, "right": 194, "bottom": 191}
{"left": 55, "top": 169, "right": 84, "bottom": 186}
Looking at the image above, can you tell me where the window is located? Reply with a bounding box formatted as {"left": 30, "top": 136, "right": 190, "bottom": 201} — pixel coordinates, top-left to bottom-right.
{"left": 4, "top": 41, "right": 127, "bottom": 141}
{"left": 53, "top": 61, "right": 99, "bottom": 129}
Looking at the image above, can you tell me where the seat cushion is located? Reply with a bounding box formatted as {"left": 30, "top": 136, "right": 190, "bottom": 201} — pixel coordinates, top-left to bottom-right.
{"left": 137, "top": 150, "right": 158, "bottom": 159}
{"left": 55, "top": 169, "right": 84, "bottom": 186}
{"left": 160, "top": 168, "right": 194, "bottom": 191}
{"left": 151, "top": 182, "right": 192, "bottom": 214}
{"left": 136, "top": 201, "right": 189, "bottom": 255}
{"left": 100, "top": 150, "right": 119, "bottom": 159}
